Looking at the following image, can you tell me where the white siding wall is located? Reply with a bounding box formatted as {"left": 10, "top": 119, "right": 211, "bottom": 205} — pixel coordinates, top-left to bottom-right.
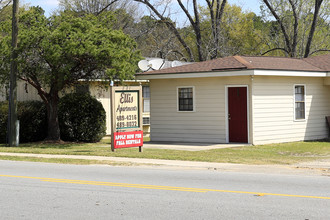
{"left": 150, "top": 76, "right": 251, "bottom": 143}
{"left": 252, "top": 76, "right": 330, "bottom": 145}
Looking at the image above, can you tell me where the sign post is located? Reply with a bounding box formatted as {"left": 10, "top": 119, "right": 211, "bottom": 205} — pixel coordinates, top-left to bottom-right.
{"left": 110, "top": 86, "right": 143, "bottom": 152}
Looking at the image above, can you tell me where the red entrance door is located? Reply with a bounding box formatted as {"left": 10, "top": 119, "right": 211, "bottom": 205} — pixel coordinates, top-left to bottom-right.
{"left": 228, "top": 87, "right": 248, "bottom": 143}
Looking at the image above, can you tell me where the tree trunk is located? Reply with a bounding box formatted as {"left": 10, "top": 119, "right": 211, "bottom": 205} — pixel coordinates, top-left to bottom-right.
{"left": 262, "top": 0, "right": 292, "bottom": 56}
{"left": 45, "top": 92, "right": 61, "bottom": 141}
{"left": 289, "top": 0, "right": 298, "bottom": 57}
{"left": 304, "top": 0, "right": 323, "bottom": 58}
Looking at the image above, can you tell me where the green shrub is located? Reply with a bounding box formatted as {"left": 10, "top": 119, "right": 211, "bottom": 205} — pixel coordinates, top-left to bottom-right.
{"left": 17, "top": 101, "right": 47, "bottom": 143}
{"left": 0, "top": 101, "right": 47, "bottom": 143}
{"left": 59, "top": 93, "right": 106, "bottom": 142}
{"left": 0, "top": 101, "right": 8, "bottom": 143}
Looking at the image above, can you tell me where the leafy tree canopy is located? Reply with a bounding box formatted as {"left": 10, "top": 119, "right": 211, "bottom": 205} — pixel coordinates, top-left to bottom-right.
{"left": 0, "top": 6, "right": 141, "bottom": 140}
{"left": 1, "top": 6, "right": 141, "bottom": 86}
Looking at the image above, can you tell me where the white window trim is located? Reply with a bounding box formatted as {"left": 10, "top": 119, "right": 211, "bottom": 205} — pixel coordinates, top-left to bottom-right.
{"left": 142, "top": 86, "right": 150, "bottom": 113}
{"left": 225, "top": 85, "right": 250, "bottom": 144}
{"left": 177, "top": 86, "right": 196, "bottom": 112}
{"left": 293, "top": 84, "right": 306, "bottom": 122}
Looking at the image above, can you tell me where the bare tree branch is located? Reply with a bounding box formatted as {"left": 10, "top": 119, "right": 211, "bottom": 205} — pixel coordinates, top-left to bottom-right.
{"left": 96, "top": 0, "right": 120, "bottom": 15}
{"left": 262, "top": 0, "right": 327, "bottom": 58}
{"left": 134, "top": 0, "right": 227, "bottom": 61}
{"left": 262, "top": 0, "right": 292, "bottom": 55}
{"left": 0, "top": 0, "right": 11, "bottom": 12}
{"left": 19, "top": 76, "right": 48, "bottom": 104}
{"left": 261, "top": 47, "right": 289, "bottom": 56}
{"left": 134, "top": 0, "right": 195, "bottom": 61}
{"left": 308, "top": 48, "right": 330, "bottom": 56}
{"left": 304, "top": 0, "right": 324, "bottom": 58}
{"left": 288, "top": 0, "right": 298, "bottom": 57}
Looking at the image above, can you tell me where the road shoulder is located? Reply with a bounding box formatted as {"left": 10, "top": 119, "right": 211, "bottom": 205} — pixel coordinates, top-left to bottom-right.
{"left": 0, "top": 152, "right": 329, "bottom": 176}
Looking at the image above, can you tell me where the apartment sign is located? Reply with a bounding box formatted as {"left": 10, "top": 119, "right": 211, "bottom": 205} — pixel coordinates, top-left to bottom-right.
{"left": 110, "top": 86, "right": 143, "bottom": 152}
{"left": 114, "top": 90, "right": 139, "bottom": 129}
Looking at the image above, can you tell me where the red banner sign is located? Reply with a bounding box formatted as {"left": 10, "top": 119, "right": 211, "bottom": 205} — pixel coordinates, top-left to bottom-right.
{"left": 113, "top": 130, "right": 143, "bottom": 149}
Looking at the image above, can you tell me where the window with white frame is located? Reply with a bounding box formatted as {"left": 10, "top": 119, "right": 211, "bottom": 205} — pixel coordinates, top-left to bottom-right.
{"left": 294, "top": 85, "right": 305, "bottom": 120}
{"left": 142, "top": 86, "right": 150, "bottom": 113}
{"left": 178, "top": 87, "right": 194, "bottom": 111}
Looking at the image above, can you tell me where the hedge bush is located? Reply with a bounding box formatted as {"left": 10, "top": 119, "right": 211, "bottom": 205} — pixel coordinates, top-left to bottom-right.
{"left": 59, "top": 93, "right": 106, "bottom": 142}
{"left": 0, "top": 101, "right": 47, "bottom": 143}
{"left": 0, "top": 101, "right": 8, "bottom": 143}
{"left": 17, "top": 101, "right": 47, "bottom": 143}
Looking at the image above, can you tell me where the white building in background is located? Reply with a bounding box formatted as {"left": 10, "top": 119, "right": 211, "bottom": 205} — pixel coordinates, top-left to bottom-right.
{"left": 0, "top": 80, "right": 151, "bottom": 136}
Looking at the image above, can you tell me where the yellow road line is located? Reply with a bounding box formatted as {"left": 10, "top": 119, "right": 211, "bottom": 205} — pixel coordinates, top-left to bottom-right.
{"left": 41, "top": 180, "right": 208, "bottom": 192}
{"left": 1, "top": 174, "right": 330, "bottom": 200}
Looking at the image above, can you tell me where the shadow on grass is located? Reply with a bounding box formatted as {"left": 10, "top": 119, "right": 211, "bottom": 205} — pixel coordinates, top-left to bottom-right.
{"left": 73, "top": 150, "right": 94, "bottom": 153}
{"left": 1, "top": 142, "right": 82, "bottom": 149}
{"left": 305, "top": 138, "right": 330, "bottom": 143}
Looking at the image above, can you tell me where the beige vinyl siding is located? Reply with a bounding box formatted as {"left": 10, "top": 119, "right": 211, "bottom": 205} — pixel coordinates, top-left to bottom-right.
{"left": 252, "top": 76, "right": 330, "bottom": 145}
{"left": 16, "top": 81, "right": 75, "bottom": 101}
{"left": 17, "top": 81, "right": 41, "bottom": 101}
{"left": 89, "top": 84, "right": 112, "bottom": 135}
{"left": 0, "top": 87, "right": 6, "bottom": 101}
{"left": 150, "top": 76, "right": 251, "bottom": 143}
{"left": 324, "top": 77, "right": 330, "bottom": 85}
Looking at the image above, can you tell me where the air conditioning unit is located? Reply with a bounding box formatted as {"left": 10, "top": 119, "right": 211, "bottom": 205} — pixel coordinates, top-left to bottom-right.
{"left": 143, "top": 117, "right": 150, "bottom": 125}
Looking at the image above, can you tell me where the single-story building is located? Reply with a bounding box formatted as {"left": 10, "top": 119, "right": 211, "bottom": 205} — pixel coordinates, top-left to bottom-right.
{"left": 136, "top": 54, "right": 330, "bottom": 145}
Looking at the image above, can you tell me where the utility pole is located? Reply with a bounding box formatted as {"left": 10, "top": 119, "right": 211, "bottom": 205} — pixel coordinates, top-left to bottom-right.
{"left": 8, "top": 0, "right": 19, "bottom": 146}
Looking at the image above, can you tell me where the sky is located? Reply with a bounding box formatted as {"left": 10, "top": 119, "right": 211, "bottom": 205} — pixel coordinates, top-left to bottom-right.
{"left": 22, "top": 0, "right": 262, "bottom": 16}
{"left": 22, "top": 0, "right": 60, "bottom": 15}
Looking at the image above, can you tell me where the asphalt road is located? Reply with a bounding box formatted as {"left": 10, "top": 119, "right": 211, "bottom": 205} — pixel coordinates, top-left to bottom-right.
{"left": 1, "top": 160, "right": 330, "bottom": 220}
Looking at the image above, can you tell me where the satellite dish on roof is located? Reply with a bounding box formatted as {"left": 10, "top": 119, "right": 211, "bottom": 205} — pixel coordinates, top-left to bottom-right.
{"left": 149, "top": 58, "right": 164, "bottom": 70}
{"left": 171, "top": 60, "right": 182, "bottom": 67}
{"left": 138, "top": 60, "right": 150, "bottom": 71}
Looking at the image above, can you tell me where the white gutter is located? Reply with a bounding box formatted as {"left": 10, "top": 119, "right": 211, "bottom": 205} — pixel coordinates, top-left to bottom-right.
{"left": 136, "top": 70, "right": 254, "bottom": 79}
{"left": 254, "top": 69, "right": 326, "bottom": 77}
{"left": 136, "top": 69, "right": 327, "bottom": 80}
{"left": 78, "top": 79, "right": 149, "bottom": 82}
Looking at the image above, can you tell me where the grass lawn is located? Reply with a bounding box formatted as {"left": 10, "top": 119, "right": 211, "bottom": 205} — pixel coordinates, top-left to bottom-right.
{"left": 0, "top": 138, "right": 329, "bottom": 165}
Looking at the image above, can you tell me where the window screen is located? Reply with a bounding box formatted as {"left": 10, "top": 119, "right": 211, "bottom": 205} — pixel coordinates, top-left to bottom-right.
{"left": 295, "top": 85, "right": 305, "bottom": 120}
{"left": 142, "top": 86, "right": 150, "bottom": 112}
{"left": 178, "top": 87, "right": 194, "bottom": 111}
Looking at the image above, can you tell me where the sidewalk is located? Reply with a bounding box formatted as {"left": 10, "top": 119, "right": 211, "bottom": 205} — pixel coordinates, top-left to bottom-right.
{"left": 1, "top": 152, "right": 329, "bottom": 176}
{"left": 143, "top": 142, "right": 250, "bottom": 151}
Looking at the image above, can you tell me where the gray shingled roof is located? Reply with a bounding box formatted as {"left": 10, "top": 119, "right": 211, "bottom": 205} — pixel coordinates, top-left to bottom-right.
{"left": 137, "top": 54, "right": 330, "bottom": 75}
